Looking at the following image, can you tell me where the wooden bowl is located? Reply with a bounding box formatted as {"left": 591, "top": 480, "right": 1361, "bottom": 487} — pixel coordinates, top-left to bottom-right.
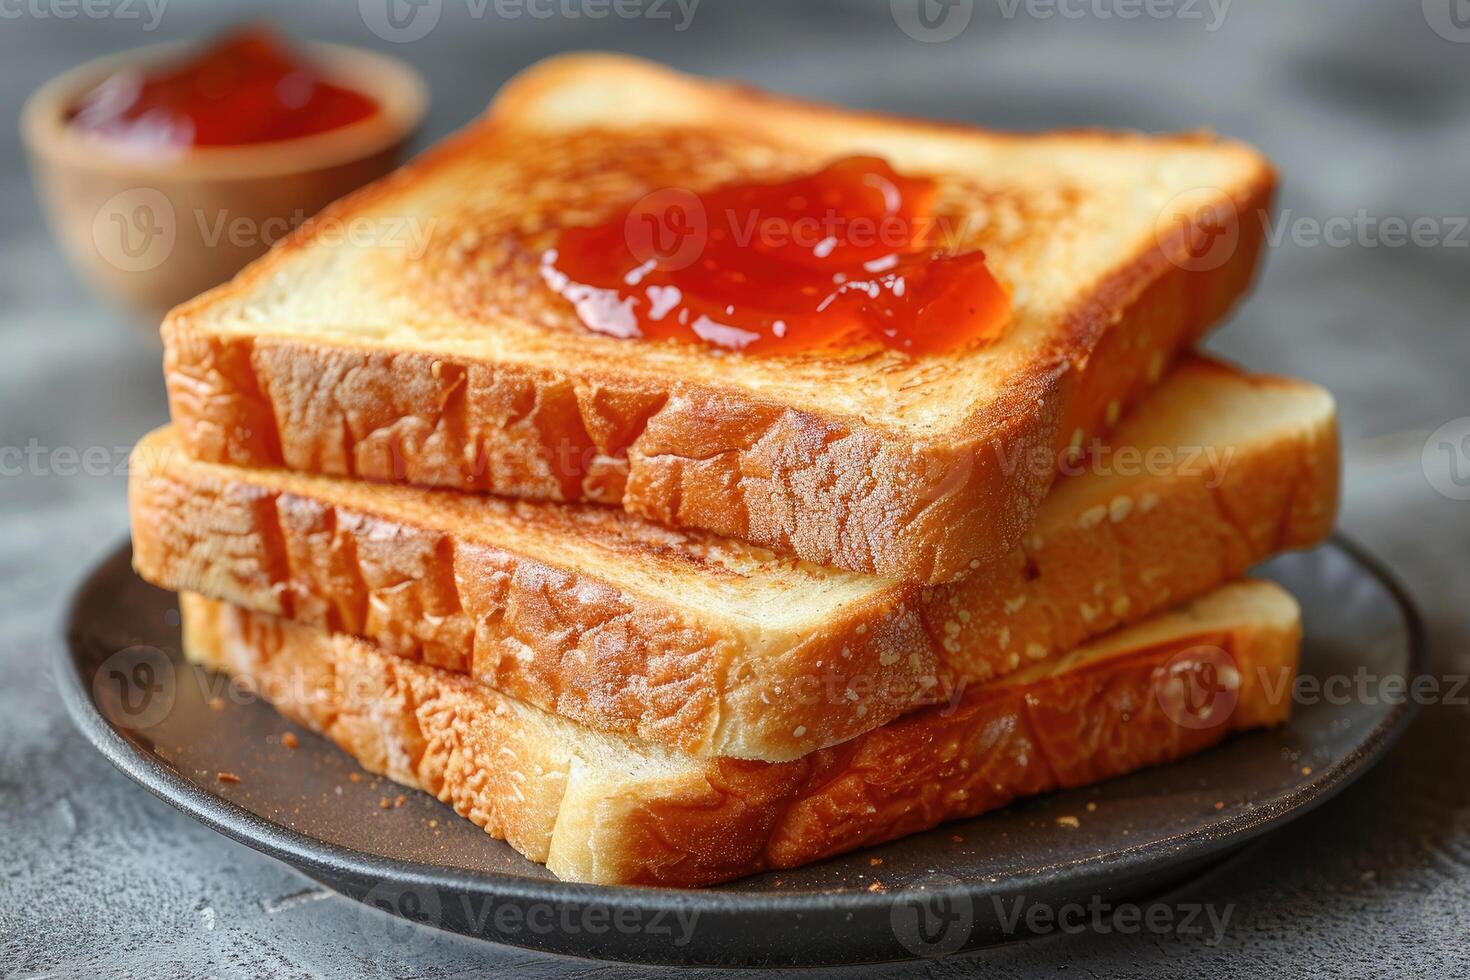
{"left": 21, "top": 40, "right": 427, "bottom": 318}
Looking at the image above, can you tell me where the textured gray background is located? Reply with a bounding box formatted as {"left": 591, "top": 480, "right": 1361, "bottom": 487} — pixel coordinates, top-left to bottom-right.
{"left": 3, "top": 0, "right": 1469, "bottom": 976}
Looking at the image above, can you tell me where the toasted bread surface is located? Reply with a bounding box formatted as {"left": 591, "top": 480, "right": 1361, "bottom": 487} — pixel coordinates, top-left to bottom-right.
{"left": 132, "top": 356, "right": 1336, "bottom": 760}
{"left": 181, "top": 580, "right": 1300, "bottom": 886}
{"left": 162, "top": 54, "right": 1275, "bottom": 583}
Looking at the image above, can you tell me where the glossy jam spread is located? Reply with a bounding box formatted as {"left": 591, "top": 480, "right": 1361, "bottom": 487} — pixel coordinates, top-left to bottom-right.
{"left": 67, "top": 27, "right": 378, "bottom": 150}
{"left": 541, "top": 156, "right": 1010, "bottom": 355}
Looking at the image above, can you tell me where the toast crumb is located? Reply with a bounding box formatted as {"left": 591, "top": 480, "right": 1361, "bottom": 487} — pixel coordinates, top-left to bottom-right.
{"left": 1067, "top": 428, "right": 1085, "bottom": 462}
{"left": 216, "top": 771, "right": 241, "bottom": 784}
{"left": 281, "top": 732, "right": 298, "bottom": 749}
{"left": 1086, "top": 802, "right": 1098, "bottom": 812}
{"left": 1055, "top": 815, "right": 1080, "bottom": 829}
{"left": 379, "top": 797, "right": 392, "bottom": 810}
{"left": 1109, "top": 496, "right": 1133, "bottom": 523}
{"left": 349, "top": 772, "right": 362, "bottom": 782}
{"left": 869, "top": 857, "right": 883, "bottom": 867}
{"left": 208, "top": 697, "right": 226, "bottom": 711}
{"left": 867, "top": 880, "right": 886, "bottom": 893}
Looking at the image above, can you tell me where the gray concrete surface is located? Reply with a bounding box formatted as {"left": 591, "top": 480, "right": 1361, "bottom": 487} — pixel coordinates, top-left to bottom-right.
{"left": 2, "top": 1, "right": 1468, "bottom": 976}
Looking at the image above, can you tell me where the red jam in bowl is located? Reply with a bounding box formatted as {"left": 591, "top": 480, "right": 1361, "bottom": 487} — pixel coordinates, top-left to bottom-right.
{"left": 67, "top": 26, "right": 378, "bottom": 151}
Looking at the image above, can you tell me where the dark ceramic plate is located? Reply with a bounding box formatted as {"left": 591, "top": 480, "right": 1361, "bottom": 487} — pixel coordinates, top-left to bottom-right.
{"left": 58, "top": 538, "right": 1421, "bottom": 966}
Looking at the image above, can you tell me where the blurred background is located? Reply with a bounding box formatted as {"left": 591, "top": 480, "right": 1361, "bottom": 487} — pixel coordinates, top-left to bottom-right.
{"left": 4, "top": 2, "right": 1468, "bottom": 977}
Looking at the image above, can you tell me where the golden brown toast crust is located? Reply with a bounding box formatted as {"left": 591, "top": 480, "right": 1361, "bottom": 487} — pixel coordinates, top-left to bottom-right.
{"left": 161, "top": 54, "right": 1276, "bottom": 584}
{"left": 133, "top": 440, "right": 931, "bottom": 761}
{"left": 133, "top": 358, "right": 1336, "bottom": 761}
{"left": 181, "top": 582, "right": 1299, "bottom": 886}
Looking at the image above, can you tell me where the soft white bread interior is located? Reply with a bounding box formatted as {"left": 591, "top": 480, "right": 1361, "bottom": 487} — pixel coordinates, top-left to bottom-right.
{"left": 162, "top": 53, "right": 1276, "bottom": 583}
{"left": 182, "top": 580, "right": 1300, "bottom": 887}
{"left": 133, "top": 356, "right": 1335, "bottom": 761}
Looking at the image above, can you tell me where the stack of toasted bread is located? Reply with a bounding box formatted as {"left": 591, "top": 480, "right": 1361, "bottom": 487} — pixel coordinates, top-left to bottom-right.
{"left": 129, "top": 55, "right": 1336, "bottom": 887}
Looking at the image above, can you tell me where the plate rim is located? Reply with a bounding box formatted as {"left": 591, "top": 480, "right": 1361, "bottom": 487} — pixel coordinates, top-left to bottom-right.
{"left": 56, "top": 534, "right": 1426, "bottom": 917}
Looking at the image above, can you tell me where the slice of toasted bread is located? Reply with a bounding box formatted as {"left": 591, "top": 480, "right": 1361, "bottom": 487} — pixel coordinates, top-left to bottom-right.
{"left": 161, "top": 53, "right": 1275, "bottom": 584}
{"left": 181, "top": 579, "right": 1300, "bottom": 887}
{"left": 132, "top": 356, "right": 1335, "bottom": 761}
